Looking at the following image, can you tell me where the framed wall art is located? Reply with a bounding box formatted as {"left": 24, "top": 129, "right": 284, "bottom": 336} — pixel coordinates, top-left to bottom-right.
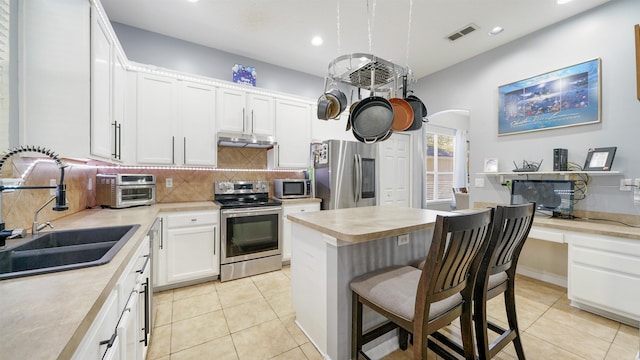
{"left": 497, "top": 58, "right": 601, "bottom": 136}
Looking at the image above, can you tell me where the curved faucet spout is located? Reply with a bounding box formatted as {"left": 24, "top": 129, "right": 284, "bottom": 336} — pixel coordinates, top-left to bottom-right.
{"left": 33, "top": 195, "right": 57, "bottom": 235}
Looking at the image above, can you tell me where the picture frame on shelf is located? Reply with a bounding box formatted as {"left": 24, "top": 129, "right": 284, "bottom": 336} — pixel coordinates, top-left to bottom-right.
{"left": 583, "top": 147, "right": 617, "bottom": 171}
{"left": 484, "top": 158, "right": 499, "bottom": 173}
{"left": 497, "top": 58, "right": 601, "bottom": 136}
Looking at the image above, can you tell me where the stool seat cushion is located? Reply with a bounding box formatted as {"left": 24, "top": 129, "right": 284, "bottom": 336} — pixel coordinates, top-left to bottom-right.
{"left": 351, "top": 265, "right": 463, "bottom": 322}
{"left": 487, "top": 271, "right": 508, "bottom": 291}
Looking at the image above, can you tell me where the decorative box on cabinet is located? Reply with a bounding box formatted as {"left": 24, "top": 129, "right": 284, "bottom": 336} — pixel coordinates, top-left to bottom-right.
{"left": 567, "top": 231, "right": 640, "bottom": 325}
{"left": 282, "top": 202, "right": 321, "bottom": 262}
{"left": 154, "top": 210, "right": 219, "bottom": 289}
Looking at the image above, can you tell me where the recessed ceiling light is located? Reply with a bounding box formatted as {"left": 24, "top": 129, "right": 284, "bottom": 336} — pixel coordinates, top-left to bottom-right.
{"left": 186, "top": 0, "right": 199, "bottom": 3}
{"left": 489, "top": 26, "right": 504, "bottom": 36}
{"left": 557, "top": 0, "right": 573, "bottom": 4}
{"left": 311, "top": 36, "right": 323, "bottom": 46}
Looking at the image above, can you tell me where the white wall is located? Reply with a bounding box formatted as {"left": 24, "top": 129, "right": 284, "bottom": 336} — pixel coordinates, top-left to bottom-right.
{"left": 414, "top": 0, "right": 640, "bottom": 215}
{"left": 112, "top": 22, "right": 324, "bottom": 99}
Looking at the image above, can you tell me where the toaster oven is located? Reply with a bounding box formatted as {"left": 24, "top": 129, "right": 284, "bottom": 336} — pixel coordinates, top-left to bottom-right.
{"left": 96, "top": 174, "right": 156, "bottom": 208}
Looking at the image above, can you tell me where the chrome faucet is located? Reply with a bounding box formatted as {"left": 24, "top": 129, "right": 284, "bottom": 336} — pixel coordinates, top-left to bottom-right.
{"left": 0, "top": 146, "right": 69, "bottom": 242}
{"left": 32, "top": 195, "right": 57, "bottom": 235}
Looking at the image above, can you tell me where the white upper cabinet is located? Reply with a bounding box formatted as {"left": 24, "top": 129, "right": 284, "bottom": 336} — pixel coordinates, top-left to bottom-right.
{"left": 178, "top": 81, "right": 217, "bottom": 166}
{"left": 89, "top": 6, "right": 113, "bottom": 160}
{"left": 247, "top": 93, "right": 275, "bottom": 136}
{"left": 136, "top": 73, "right": 217, "bottom": 166}
{"left": 19, "top": 0, "right": 90, "bottom": 158}
{"left": 270, "top": 99, "right": 311, "bottom": 168}
{"left": 311, "top": 108, "right": 357, "bottom": 142}
{"left": 90, "top": 4, "right": 128, "bottom": 162}
{"left": 136, "top": 73, "right": 177, "bottom": 165}
{"left": 217, "top": 88, "right": 275, "bottom": 136}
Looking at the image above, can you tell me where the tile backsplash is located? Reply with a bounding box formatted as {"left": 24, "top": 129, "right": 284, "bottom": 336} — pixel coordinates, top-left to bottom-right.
{"left": 1, "top": 148, "right": 305, "bottom": 231}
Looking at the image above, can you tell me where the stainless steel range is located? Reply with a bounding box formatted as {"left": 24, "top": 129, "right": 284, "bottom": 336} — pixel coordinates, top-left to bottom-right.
{"left": 214, "top": 180, "right": 283, "bottom": 282}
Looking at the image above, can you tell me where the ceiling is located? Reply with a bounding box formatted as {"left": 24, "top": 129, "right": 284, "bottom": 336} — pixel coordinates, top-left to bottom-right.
{"left": 100, "top": 0, "right": 612, "bottom": 80}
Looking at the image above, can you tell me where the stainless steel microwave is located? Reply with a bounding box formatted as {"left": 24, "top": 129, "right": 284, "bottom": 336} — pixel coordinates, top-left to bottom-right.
{"left": 96, "top": 174, "right": 156, "bottom": 208}
{"left": 273, "top": 179, "right": 312, "bottom": 199}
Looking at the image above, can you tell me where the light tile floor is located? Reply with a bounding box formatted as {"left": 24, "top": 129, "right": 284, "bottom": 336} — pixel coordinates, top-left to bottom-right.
{"left": 148, "top": 267, "right": 639, "bottom": 360}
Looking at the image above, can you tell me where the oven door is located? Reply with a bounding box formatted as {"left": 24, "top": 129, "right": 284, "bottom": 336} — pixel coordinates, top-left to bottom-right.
{"left": 220, "top": 207, "right": 282, "bottom": 264}
{"left": 116, "top": 185, "right": 156, "bottom": 208}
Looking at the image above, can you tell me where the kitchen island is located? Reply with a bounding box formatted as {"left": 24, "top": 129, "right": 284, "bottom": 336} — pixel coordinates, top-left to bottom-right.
{"left": 287, "top": 205, "right": 452, "bottom": 360}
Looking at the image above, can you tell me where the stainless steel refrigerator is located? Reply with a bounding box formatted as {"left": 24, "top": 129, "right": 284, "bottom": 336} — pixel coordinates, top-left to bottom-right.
{"left": 311, "top": 140, "right": 378, "bottom": 210}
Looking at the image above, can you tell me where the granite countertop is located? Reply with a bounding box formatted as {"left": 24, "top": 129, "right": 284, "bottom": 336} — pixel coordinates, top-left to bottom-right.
{"left": 287, "top": 205, "right": 453, "bottom": 243}
{"left": 0, "top": 201, "right": 218, "bottom": 360}
{"left": 532, "top": 215, "right": 640, "bottom": 241}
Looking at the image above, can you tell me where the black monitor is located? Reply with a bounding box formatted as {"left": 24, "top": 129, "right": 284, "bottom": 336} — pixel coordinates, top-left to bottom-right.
{"left": 510, "top": 179, "right": 574, "bottom": 217}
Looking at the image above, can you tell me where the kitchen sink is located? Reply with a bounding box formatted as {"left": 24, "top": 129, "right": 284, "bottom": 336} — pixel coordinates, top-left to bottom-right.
{"left": 0, "top": 224, "right": 140, "bottom": 280}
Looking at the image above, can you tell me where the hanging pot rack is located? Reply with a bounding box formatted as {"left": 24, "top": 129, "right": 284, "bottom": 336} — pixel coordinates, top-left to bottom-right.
{"left": 326, "top": 53, "right": 411, "bottom": 93}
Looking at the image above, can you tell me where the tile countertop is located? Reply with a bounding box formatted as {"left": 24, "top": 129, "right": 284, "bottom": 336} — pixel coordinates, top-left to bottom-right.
{"left": 287, "top": 205, "right": 454, "bottom": 243}
{"left": 0, "top": 202, "right": 218, "bottom": 360}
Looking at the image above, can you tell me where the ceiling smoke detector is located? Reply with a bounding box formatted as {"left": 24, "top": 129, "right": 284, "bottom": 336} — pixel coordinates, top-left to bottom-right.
{"left": 446, "top": 24, "right": 478, "bottom": 42}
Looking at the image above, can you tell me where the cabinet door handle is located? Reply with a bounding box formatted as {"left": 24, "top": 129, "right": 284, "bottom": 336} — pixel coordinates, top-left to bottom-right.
{"left": 213, "top": 226, "right": 216, "bottom": 256}
{"left": 251, "top": 109, "right": 255, "bottom": 133}
{"left": 160, "top": 217, "right": 164, "bottom": 250}
{"left": 117, "top": 122, "right": 122, "bottom": 160}
{"left": 136, "top": 254, "right": 150, "bottom": 274}
{"left": 171, "top": 136, "right": 175, "bottom": 164}
{"left": 242, "top": 108, "right": 246, "bottom": 133}
{"left": 183, "top": 137, "right": 187, "bottom": 164}
{"left": 111, "top": 121, "right": 118, "bottom": 158}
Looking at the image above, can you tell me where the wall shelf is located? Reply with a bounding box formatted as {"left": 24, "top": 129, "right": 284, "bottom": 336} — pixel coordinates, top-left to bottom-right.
{"left": 478, "top": 171, "right": 621, "bottom": 183}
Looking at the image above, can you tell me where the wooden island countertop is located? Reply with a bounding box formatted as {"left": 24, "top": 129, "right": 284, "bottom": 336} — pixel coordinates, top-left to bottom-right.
{"left": 287, "top": 205, "right": 453, "bottom": 243}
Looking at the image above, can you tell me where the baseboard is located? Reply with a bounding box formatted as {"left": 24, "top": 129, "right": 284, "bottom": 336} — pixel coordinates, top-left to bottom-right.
{"left": 516, "top": 265, "right": 567, "bottom": 288}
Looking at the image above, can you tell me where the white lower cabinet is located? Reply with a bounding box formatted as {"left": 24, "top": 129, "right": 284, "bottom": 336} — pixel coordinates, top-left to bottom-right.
{"left": 73, "top": 236, "right": 151, "bottom": 360}
{"left": 155, "top": 211, "right": 219, "bottom": 288}
{"left": 567, "top": 231, "right": 640, "bottom": 324}
{"left": 72, "top": 289, "right": 119, "bottom": 360}
{"left": 282, "top": 202, "right": 320, "bottom": 262}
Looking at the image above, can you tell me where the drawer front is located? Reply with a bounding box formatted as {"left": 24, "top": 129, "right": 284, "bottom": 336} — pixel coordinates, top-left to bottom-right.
{"left": 570, "top": 262, "right": 640, "bottom": 319}
{"left": 283, "top": 203, "right": 320, "bottom": 216}
{"left": 166, "top": 211, "right": 218, "bottom": 228}
{"left": 568, "top": 232, "right": 640, "bottom": 257}
{"left": 528, "top": 226, "right": 565, "bottom": 243}
{"left": 571, "top": 245, "right": 640, "bottom": 276}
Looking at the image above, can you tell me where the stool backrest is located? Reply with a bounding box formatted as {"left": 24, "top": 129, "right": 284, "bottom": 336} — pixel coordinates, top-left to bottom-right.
{"left": 417, "top": 208, "right": 494, "bottom": 306}
{"left": 485, "top": 203, "right": 535, "bottom": 276}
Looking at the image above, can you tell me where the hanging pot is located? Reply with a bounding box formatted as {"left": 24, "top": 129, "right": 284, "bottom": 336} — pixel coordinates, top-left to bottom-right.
{"left": 350, "top": 96, "right": 394, "bottom": 143}
{"left": 324, "top": 88, "right": 348, "bottom": 119}
{"left": 317, "top": 95, "right": 332, "bottom": 120}
{"left": 389, "top": 98, "right": 414, "bottom": 131}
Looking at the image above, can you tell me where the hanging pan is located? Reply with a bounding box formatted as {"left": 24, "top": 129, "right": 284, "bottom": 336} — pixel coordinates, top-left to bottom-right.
{"left": 403, "top": 76, "right": 428, "bottom": 130}
{"left": 350, "top": 95, "right": 394, "bottom": 143}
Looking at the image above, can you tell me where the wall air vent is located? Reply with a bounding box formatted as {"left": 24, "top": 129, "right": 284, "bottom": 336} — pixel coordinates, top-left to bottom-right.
{"left": 446, "top": 24, "right": 478, "bottom": 41}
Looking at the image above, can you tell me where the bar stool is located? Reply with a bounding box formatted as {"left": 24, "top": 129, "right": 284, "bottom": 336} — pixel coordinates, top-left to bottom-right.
{"left": 350, "top": 209, "right": 494, "bottom": 359}
{"left": 430, "top": 203, "right": 535, "bottom": 359}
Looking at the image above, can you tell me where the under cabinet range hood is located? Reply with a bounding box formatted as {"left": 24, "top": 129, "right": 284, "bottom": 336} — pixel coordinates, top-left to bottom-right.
{"left": 217, "top": 132, "right": 276, "bottom": 148}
